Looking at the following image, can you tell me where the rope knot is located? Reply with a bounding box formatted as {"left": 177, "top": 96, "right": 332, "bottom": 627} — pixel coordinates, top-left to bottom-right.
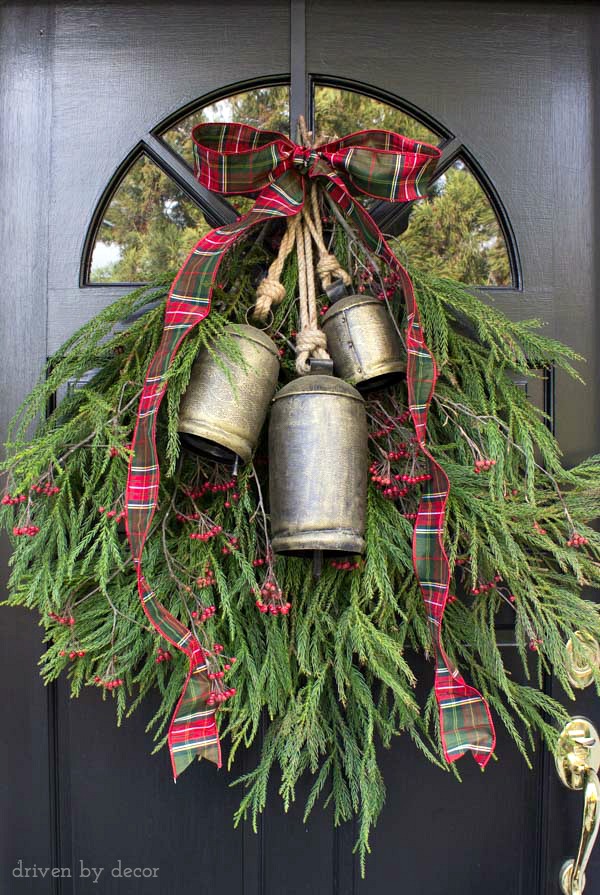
{"left": 295, "top": 327, "right": 329, "bottom": 374}
{"left": 254, "top": 276, "right": 286, "bottom": 320}
{"left": 316, "top": 253, "right": 352, "bottom": 288}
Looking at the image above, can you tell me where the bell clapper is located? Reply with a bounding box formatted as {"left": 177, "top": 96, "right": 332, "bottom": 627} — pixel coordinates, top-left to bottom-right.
{"left": 232, "top": 455, "right": 239, "bottom": 479}
{"left": 312, "top": 550, "right": 323, "bottom": 580}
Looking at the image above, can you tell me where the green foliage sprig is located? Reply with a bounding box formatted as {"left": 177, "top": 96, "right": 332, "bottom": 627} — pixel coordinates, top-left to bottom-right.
{"left": 2, "top": 228, "right": 600, "bottom": 875}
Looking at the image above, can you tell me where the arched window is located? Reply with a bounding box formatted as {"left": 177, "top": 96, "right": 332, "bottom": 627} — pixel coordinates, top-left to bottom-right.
{"left": 84, "top": 78, "right": 517, "bottom": 290}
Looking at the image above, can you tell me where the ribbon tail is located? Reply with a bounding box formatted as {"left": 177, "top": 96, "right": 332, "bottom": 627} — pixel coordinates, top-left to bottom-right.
{"left": 168, "top": 649, "right": 222, "bottom": 780}
{"left": 131, "top": 570, "right": 221, "bottom": 779}
{"left": 126, "top": 188, "right": 305, "bottom": 781}
{"left": 435, "top": 662, "right": 496, "bottom": 768}
{"left": 320, "top": 184, "right": 496, "bottom": 765}
{"left": 412, "top": 384, "right": 496, "bottom": 767}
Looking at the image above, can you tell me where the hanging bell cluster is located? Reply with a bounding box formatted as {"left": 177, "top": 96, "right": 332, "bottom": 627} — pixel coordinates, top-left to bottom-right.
{"left": 176, "top": 197, "right": 406, "bottom": 565}
{"left": 178, "top": 324, "right": 280, "bottom": 464}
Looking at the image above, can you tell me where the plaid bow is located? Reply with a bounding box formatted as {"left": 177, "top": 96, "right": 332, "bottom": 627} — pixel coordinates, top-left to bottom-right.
{"left": 125, "top": 122, "right": 495, "bottom": 780}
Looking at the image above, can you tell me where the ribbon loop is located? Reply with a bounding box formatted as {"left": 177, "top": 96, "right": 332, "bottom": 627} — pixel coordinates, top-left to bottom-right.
{"left": 126, "top": 121, "right": 496, "bottom": 779}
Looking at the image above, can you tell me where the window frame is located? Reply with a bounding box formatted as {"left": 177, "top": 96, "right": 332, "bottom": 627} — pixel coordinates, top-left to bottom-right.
{"left": 81, "top": 74, "right": 520, "bottom": 290}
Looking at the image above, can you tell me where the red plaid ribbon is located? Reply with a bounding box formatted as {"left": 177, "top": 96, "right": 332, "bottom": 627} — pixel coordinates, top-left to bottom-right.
{"left": 125, "top": 123, "right": 495, "bottom": 779}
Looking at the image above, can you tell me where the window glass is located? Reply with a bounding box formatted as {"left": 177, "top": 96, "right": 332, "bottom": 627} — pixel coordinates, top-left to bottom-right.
{"left": 88, "top": 87, "right": 512, "bottom": 289}
{"left": 161, "top": 85, "right": 290, "bottom": 168}
{"left": 89, "top": 156, "right": 211, "bottom": 283}
{"left": 313, "top": 85, "right": 441, "bottom": 145}
{"left": 395, "top": 159, "right": 512, "bottom": 286}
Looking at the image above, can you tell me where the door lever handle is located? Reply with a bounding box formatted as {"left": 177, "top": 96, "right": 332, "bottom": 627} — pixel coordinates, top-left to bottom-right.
{"left": 556, "top": 717, "right": 600, "bottom": 895}
{"left": 565, "top": 632, "right": 600, "bottom": 690}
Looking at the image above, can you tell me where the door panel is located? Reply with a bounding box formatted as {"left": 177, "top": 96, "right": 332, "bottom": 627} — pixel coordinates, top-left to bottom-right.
{"left": 47, "top": 1, "right": 290, "bottom": 293}
{"left": 1, "top": 2, "right": 599, "bottom": 893}
{"left": 306, "top": 1, "right": 599, "bottom": 465}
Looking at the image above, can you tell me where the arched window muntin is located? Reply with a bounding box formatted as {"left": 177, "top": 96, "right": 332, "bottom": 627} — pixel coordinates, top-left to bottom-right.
{"left": 82, "top": 73, "right": 520, "bottom": 291}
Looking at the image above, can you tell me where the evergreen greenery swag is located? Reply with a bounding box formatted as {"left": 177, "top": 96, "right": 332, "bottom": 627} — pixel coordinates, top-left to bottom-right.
{"left": 2, "top": 229, "right": 600, "bottom": 872}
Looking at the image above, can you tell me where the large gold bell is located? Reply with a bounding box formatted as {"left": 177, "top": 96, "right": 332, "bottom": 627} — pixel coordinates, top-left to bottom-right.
{"left": 321, "top": 293, "right": 405, "bottom": 391}
{"left": 178, "top": 324, "right": 280, "bottom": 464}
{"left": 269, "top": 372, "right": 368, "bottom": 556}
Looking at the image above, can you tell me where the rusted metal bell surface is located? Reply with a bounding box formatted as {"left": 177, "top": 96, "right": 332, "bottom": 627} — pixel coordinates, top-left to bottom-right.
{"left": 178, "top": 324, "right": 279, "bottom": 464}
{"left": 322, "top": 293, "right": 405, "bottom": 391}
{"left": 269, "top": 374, "right": 368, "bottom": 556}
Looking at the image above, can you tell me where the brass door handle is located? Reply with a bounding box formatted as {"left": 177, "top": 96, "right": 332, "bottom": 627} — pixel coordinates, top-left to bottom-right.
{"left": 556, "top": 717, "right": 600, "bottom": 894}
{"left": 565, "top": 632, "right": 600, "bottom": 690}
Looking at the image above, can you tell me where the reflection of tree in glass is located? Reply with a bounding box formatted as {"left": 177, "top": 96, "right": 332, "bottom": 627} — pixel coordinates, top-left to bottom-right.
{"left": 314, "top": 90, "right": 511, "bottom": 286}
{"left": 162, "top": 86, "right": 290, "bottom": 167}
{"left": 395, "top": 161, "right": 511, "bottom": 286}
{"left": 90, "top": 157, "right": 211, "bottom": 283}
{"left": 91, "top": 88, "right": 290, "bottom": 283}
{"left": 313, "top": 87, "right": 440, "bottom": 144}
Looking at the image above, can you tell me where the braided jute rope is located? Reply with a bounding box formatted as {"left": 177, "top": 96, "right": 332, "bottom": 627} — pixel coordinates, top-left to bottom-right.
{"left": 295, "top": 211, "right": 330, "bottom": 374}
{"left": 304, "top": 185, "right": 351, "bottom": 289}
{"left": 254, "top": 216, "right": 299, "bottom": 320}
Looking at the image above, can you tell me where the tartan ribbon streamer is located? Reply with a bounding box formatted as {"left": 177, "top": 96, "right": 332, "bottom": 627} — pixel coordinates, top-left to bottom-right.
{"left": 125, "top": 122, "right": 495, "bottom": 779}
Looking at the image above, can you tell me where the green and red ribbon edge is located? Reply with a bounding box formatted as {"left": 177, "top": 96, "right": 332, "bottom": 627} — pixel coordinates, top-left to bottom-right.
{"left": 124, "top": 122, "right": 496, "bottom": 780}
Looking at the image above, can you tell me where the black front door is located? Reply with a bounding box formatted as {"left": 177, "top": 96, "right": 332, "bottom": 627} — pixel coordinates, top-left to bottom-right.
{"left": 1, "top": 2, "right": 599, "bottom": 893}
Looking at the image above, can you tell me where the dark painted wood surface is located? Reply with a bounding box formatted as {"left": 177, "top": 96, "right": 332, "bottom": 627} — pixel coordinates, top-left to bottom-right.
{"left": 0, "top": 6, "right": 55, "bottom": 895}
{"left": 1, "top": 2, "right": 599, "bottom": 893}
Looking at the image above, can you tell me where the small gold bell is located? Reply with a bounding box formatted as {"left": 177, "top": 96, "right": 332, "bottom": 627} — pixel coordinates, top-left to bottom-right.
{"left": 321, "top": 294, "right": 405, "bottom": 391}
{"left": 178, "top": 324, "right": 280, "bottom": 464}
{"left": 269, "top": 369, "right": 368, "bottom": 556}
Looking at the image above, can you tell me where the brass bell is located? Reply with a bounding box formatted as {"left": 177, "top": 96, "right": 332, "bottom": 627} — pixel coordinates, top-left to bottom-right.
{"left": 178, "top": 324, "right": 279, "bottom": 464}
{"left": 321, "top": 293, "right": 405, "bottom": 391}
{"left": 269, "top": 370, "right": 368, "bottom": 556}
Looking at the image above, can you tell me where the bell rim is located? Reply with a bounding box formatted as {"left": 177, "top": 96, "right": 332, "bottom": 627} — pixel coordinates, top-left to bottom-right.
{"left": 178, "top": 420, "right": 253, "bottom": 463}
{"left": 272, "top": 530, "right": 366, "bottom": 556}
{"left": 348, "top": 362, "right": 406, "bottom": 389}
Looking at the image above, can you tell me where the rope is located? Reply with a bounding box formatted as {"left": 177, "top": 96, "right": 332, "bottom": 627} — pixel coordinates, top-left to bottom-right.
{"left": 297, "top": 117, "right": 351, "bottom": 289}
{"left": 253, "top": 116, "right": 349, "bottom": 372}
{"left": 303, "top": 185, "right": 351, "bottom": 289}
{"left": 295, "top": 212, "right": 330, "bottom": 374}
{"left": 254, "top": 216, "right": 299, "bottom": 320}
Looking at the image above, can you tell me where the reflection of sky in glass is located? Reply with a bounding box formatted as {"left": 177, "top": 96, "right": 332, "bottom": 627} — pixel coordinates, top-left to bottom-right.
{"left": 92, "top": 195, "right": 183, "bottom": 274}
{"left": 91, "top": 241, "right": 121, "bottom": 271}
{"left": 199, "top": 99, "right": 234, "bottom": 122}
